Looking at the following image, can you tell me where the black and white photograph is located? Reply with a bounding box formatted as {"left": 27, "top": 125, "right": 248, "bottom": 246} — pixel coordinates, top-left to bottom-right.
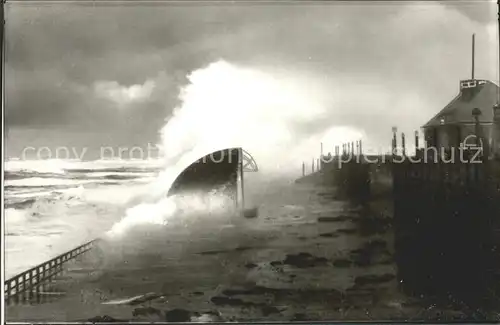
{"left": 3, "top": 0, "right": 500, "bottom": 322}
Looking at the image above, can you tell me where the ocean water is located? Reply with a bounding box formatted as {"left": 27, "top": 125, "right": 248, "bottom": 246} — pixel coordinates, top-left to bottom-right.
{"left": 4, "top": 158, "right": 164, "bottom": 279}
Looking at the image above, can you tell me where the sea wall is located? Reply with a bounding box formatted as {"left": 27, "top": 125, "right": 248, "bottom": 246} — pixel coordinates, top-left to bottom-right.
{"left": 295, "top": 153, "right": 500, "bottom": 308}
{"left": 393, "top": 159, "right": 500, "bottom": 307}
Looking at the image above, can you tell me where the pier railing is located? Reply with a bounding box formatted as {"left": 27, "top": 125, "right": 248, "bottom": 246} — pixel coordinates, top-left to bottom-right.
{"left": 4, "top": 239, "right": 100, "bottom": 300}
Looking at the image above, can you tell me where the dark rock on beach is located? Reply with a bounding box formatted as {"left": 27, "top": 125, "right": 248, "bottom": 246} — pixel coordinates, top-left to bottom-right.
{"left": 291, "top": 313, "right": 308, "bottom": 321}
{"left": 132, "top": 306, "right": 162, "bottom": 318}
{"left": 282, "top": 252, "right": 328, "bottom": 268}
{"left": 211, "top": 296, "right": 250, "bottom": 307}
{"left": 350, "top": 239, "right": 391, "bottom": 267}
{"left": 333, "top": 259, "right": 353, "bottom": 268}
{"left": 354, "top": 273, "right": 396, "bottom": 287}
{"left": 245, "top": 263, "right": 258, "bottom": 269}
{"left": 317, "top": 215, "right": 355, "bottom": 223}
{"left": 164, "top": 309, "right": 191, "bottom": 322}
{"left": 87, "top": 315, "right": 125, "bottom": 323}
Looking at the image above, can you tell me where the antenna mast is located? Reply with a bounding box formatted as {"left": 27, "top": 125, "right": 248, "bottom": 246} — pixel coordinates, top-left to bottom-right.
{"left": 471, "top": 33, "right": 475, "bottom": 80}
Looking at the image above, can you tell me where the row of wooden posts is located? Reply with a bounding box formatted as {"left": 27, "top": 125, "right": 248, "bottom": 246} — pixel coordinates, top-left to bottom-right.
{"left": 391, "top": 128, "right": 422, "bottom": 157}
{"left": 301, "top": 140, "right": 364, "bottom": 177}
{"left": 301, "top": 129, "right": 425, "bottom": 177}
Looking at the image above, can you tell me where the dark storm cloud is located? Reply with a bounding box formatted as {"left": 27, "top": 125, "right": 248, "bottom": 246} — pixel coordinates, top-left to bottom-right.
{"left": 5, "top": 1, "right": 498, "bottom": 149}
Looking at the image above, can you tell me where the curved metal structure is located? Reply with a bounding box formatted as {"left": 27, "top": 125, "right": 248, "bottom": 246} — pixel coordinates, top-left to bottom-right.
{"left": 167, "top": 148, "right": 241, "bottom": 198}
{"left": 242, "top": 149, "right": 258, "bottom": 172}
{"left": 167, "top": 148, "right": 258, "bottom": 210}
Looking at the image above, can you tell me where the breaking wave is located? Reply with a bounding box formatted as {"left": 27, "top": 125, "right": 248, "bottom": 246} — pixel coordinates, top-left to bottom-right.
{"left": 106, "top": 60, "right": 364, "bottom": 238}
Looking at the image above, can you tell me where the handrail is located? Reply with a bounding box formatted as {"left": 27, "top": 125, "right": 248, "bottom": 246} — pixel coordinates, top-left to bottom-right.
{"left": 4, "top": 238, "right": 100, "bottom": 300}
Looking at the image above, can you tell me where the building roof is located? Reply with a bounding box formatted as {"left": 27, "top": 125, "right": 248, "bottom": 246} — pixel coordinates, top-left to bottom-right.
{"left": 423, "top": 80, "right": 499, "bottom": 128}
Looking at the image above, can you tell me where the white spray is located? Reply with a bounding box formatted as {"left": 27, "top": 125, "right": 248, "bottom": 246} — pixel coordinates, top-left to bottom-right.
{"left": 107, "top": 60, "right": 364, "bottom": 238}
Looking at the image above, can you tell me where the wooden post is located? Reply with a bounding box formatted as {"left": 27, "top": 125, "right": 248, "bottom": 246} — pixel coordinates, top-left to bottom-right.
{"left": 34, "top": 267, "right": 39, "bottom": 294}
{"left": 415, "top": 130, "right": 419, "bottom": 151}
{"left": 493, "top": 104, "right": 500, "bottom": 158}
{"left": 30, "top": 269, "right": 35, "bottom": 291}
{"left": 472, "top": 108, "right": 483, "bottom": 173}
{"left": 40, "top": 266, "right": 45, "bottom": 283}
{"left": 7, "top": 280, "right": 12, "bottom": 299}
{"left": 472, "top": 108, "right": 482, "bottom": 161}
{"left": 392, "top": 127, "right": 398, "bottom": 156}
{"left": 402, "top": 133, "right": 406, "bottom": 156}
{"left": 312, "top": 159, "right": 315, "bottom": 173}
{"left": 473, "top": 108, "right": 481, "bottom": 145}
{"left": 239, "top": 148, "right": 245, "bottom": 211}
{"left": 302, "top": 162, "right": 305, "bottom": 176}
{"left": 359, "top": 139, "right": 363, "bottom": 156}
{"left": 351, "top": 141, "right": 354, "bottom": 154}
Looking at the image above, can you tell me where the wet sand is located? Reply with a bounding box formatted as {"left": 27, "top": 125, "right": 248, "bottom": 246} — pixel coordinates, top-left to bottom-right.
{"left": 5, "top": 183, "right": 497, "bottom": 322}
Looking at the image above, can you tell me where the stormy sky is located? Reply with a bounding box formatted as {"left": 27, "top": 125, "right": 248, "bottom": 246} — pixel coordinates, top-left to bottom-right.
{"left": 5, "top": 1, "right": 498, "bottom": 160}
